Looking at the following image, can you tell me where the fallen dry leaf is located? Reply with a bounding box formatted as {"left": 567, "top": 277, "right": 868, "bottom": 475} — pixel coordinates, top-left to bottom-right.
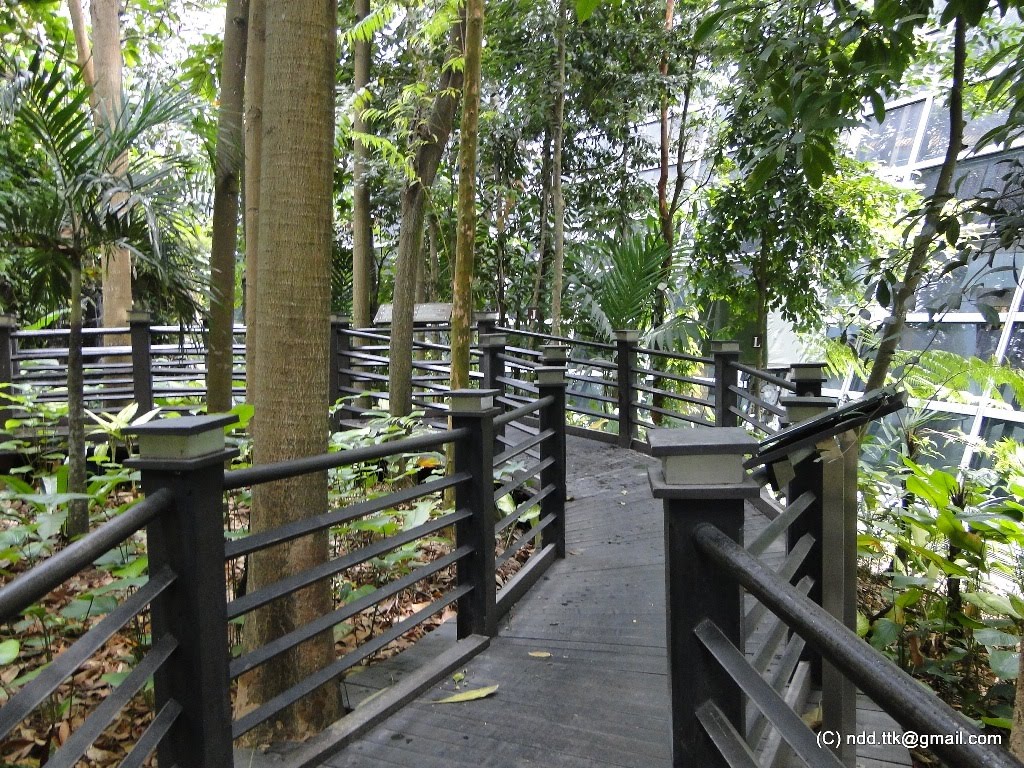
{"left": 528, "top": 651, "right": 551, "bottom": 659}
{"left": 434, "top": 684, "right": 499, "bottom": 703}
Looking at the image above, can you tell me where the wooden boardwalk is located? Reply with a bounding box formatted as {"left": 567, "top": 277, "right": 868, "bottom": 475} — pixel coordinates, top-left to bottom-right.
{"left": 246, "top": 436, "right": 911, "bottom": 768}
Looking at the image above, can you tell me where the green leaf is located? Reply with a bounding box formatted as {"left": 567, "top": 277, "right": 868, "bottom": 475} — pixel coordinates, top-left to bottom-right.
{"left": 988, "top": 649, "right": 1019, "bottom": 680}
{"left": 964, "top": 592, "right": 1023, "bottom": 620}
{"left": 434, "top": 684, "right": 499, "bottom": 703}
{"left": 0, "top": 639, "right": 20, "bottom": 665}
{"left": 575, "top": 0, "right": 601, "bottom": 21}
{"left": 856, "top": 612, "right": 870, "bottom": 638}
{"left": 693, "top": 10, "right": 729, "bottom": 46}
{"left": 869, "top": 618, "right": 902, "bottom": 650}
{"left": 974, "top": 628, "right": 1020, "bottom": 647}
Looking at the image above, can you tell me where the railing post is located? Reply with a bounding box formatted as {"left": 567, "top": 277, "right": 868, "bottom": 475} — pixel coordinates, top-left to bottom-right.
{"left": 479, "top": 332, "right": 507, "bottom": 397}
{"left": 129, "top": 309, "right": 153, "bottom": 413}
{"left": 781, "top": 395, "right": 856, "bottom": 767}
{"left": 450, "top": 389, "right": 499, "bottom": 638}
{"left": 789, "top": 362, "right": 826, "bottom": 397}
{"left": 125, "top": 414, "right": 239, "bottom": 768}
{"left": 480, "top": 334, "right": 507, "bottom": 451}
{"left": 537, "top": 364, "right": 567, "bottom": 558}
{"left": 648, "top": 427, "right": 760, "bottom": 768}
{"left": 0, "top": 316, "right": 17, "bottom": 428}
{"left": 712, "top": 340, "right": 740, "bottom": 428}
{"left": 329, "top": 315, "right": 351, "bottom": 411}
{"left": 475, "top": 311, "right": 499, "bottom": 338}
{"left": 615, "top": 330, "right": 638, "bottom": 448}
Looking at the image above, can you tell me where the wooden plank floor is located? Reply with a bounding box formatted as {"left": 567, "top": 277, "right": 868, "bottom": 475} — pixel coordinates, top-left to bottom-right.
{"left": 266, "top": 435, "right": 912, "bottom": 768}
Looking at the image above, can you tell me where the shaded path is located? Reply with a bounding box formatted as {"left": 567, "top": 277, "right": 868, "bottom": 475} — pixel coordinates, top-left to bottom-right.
{"left": 287, "top": 436, "right": 911, "bottom": 768}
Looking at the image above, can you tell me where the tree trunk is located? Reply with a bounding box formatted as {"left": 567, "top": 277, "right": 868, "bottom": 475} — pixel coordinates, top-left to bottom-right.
{"left": 352, "top": 0, "right": 376, "bottom": 328}
{"left": 66, "top": 261, "right": 87, "bottom": 538}
{"left": 66, "top": 0, "right": 96, "bottom": 109}
{"left": 91, "top": 0, "right": 133, "bottom": 335}
{"left": 389, "top": 21, "right": 465, "bottom": 416}
{"left": 207, "top": 0, "right": 249, "bottom": 413}
{"left": 1012, "top": 630, "right": 1024, "bottom": 759}
{"left": 530, "top": 129, "right": 552, "bottom": 332}
{"left": 864, "top": 15, "right": 966, "bottom": 393}
{"left": 243, "top": 0, "right": 266, "bottom": 401}
{"left": 450, "top": 0, "right": 484, "bottom": 391}
{"left": 234, "top": 0, "right": 340, "bottom": 740}
{"left": 548, "top": 0, "right": 567, "bottom": 337}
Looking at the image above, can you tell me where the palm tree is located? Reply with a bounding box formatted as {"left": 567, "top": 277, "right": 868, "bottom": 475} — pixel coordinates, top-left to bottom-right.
{"left": 0, "top": 46, "right": 203, "bottom": 536}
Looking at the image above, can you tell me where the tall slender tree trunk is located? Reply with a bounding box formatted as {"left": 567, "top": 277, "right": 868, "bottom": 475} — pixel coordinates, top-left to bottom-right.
{"left": 352, "top": 0, "right": 376, "bottom": 328}
{"left": 66, "top": 0, "right": 96, "bottom": 109}
{"left": 243, "top": 0, "right": 266, "bottom": 401}
{"left": 91, "top": 0, "right": 133, "bottom": 334}
{"left": 530, "top": 130, "right": 552, "bottom": 332}
{"left": 450, "top": 0, "right": 485, "bottom": 391}
{"left": 235, "top": 0, "right": 340, "bottom": 740}
{"left": 389, "top": 20, "right": 465, "bottom": 416}
{"left": 548, "top": 0, "right": 567, "bottom": 336}
{"left": 864, "top": 15, "right": 966, "bottom": 393}
{"left": 66, "top": 261, "right": 87, "bottom": 537}
{"left": 207, "top": 0, "right": 249, "bottom": 413}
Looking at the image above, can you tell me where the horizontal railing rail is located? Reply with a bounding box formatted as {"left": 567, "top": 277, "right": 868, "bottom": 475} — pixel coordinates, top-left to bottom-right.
{"left": 0, "top": 485, "right": 203, "bottom": 767}
{"left": 697, "top": 523, "right": 1022, "bottom": 768}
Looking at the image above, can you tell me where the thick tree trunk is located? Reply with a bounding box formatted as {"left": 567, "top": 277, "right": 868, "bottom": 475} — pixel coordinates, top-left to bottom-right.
{"left": 389, "top": 21, "right": 465, "bottom": 416}
{"left": 243, "top": 0, "right": 266, "bottom": 401}
{"left": 66, "top": 261, "right": 87, "bottom": 538}
{"left": 548, "top": 0, "right": 567, "bottom": 336}
{"left": 864, "top": 16, "right": 966, "bottom": 393}
{"left": 450, "top": 0, "right": 484, "bottom": 391}
{"left": 91, "top": 0, "right": 133, "bottom": 334}
{"left": 207, "top": 0, "right": 249, "bottom": 413}
{"left": 234, "top": 0, "right": 340, "bottom": 740}
{"left": 352, "top": 0, "right": 376, "bottom": 328}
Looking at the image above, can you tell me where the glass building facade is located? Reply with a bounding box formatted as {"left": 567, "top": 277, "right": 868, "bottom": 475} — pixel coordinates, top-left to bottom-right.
{"left": 839, "top": 95, "right": 1024, "bottom": 469}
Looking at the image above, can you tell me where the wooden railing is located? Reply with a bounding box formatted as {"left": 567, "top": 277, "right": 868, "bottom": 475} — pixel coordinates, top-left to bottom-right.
{"left": 0, "top": 315, "right": 809, "bottom": 445}
{"left": 0, "top": 379, "right": 569, "bottom": 767}
{"left": 649, "top": 391, "right": 1023, "bottom": 768}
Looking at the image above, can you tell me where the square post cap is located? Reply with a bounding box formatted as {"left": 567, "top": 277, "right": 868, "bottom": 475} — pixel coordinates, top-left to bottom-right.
{"left": 127, "top": 309, "right": 151, "bottom": 323}
{"left": 479, "top": 333, "right": 508, "bottom": 349}
{"left": 780, "top": 396, "right": 836, "bottom": 425}
{"left": 474, "top": 311, "right": 499, "bottom": 323}
{"left": 330, "top": 315, "right": 351, "bottom": 325}
{"left": 614, "top": 329, "right": 640, "bottom": 343}
{"left": 0, "top": 315, "right": 17, "bottom": 329}
{"left": 711, "top": 339, "right": 740, "bottom": 354}
{"left": 541, "top": 344, "right": 570, "bottom": 364}
{"left": 449, "top": 389, "right": 500, "bottom": 413}
{"left": 126, "top": 414, "right": 239, "bottom": 466}
{"left": 789, "top": 363, "right": 827, "bottom": 383}
{"left": 647, "top": 427, "right": 761, "bottom": 499}
{"left": 535, "top": 366, "right": 565, "bottom": 387}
